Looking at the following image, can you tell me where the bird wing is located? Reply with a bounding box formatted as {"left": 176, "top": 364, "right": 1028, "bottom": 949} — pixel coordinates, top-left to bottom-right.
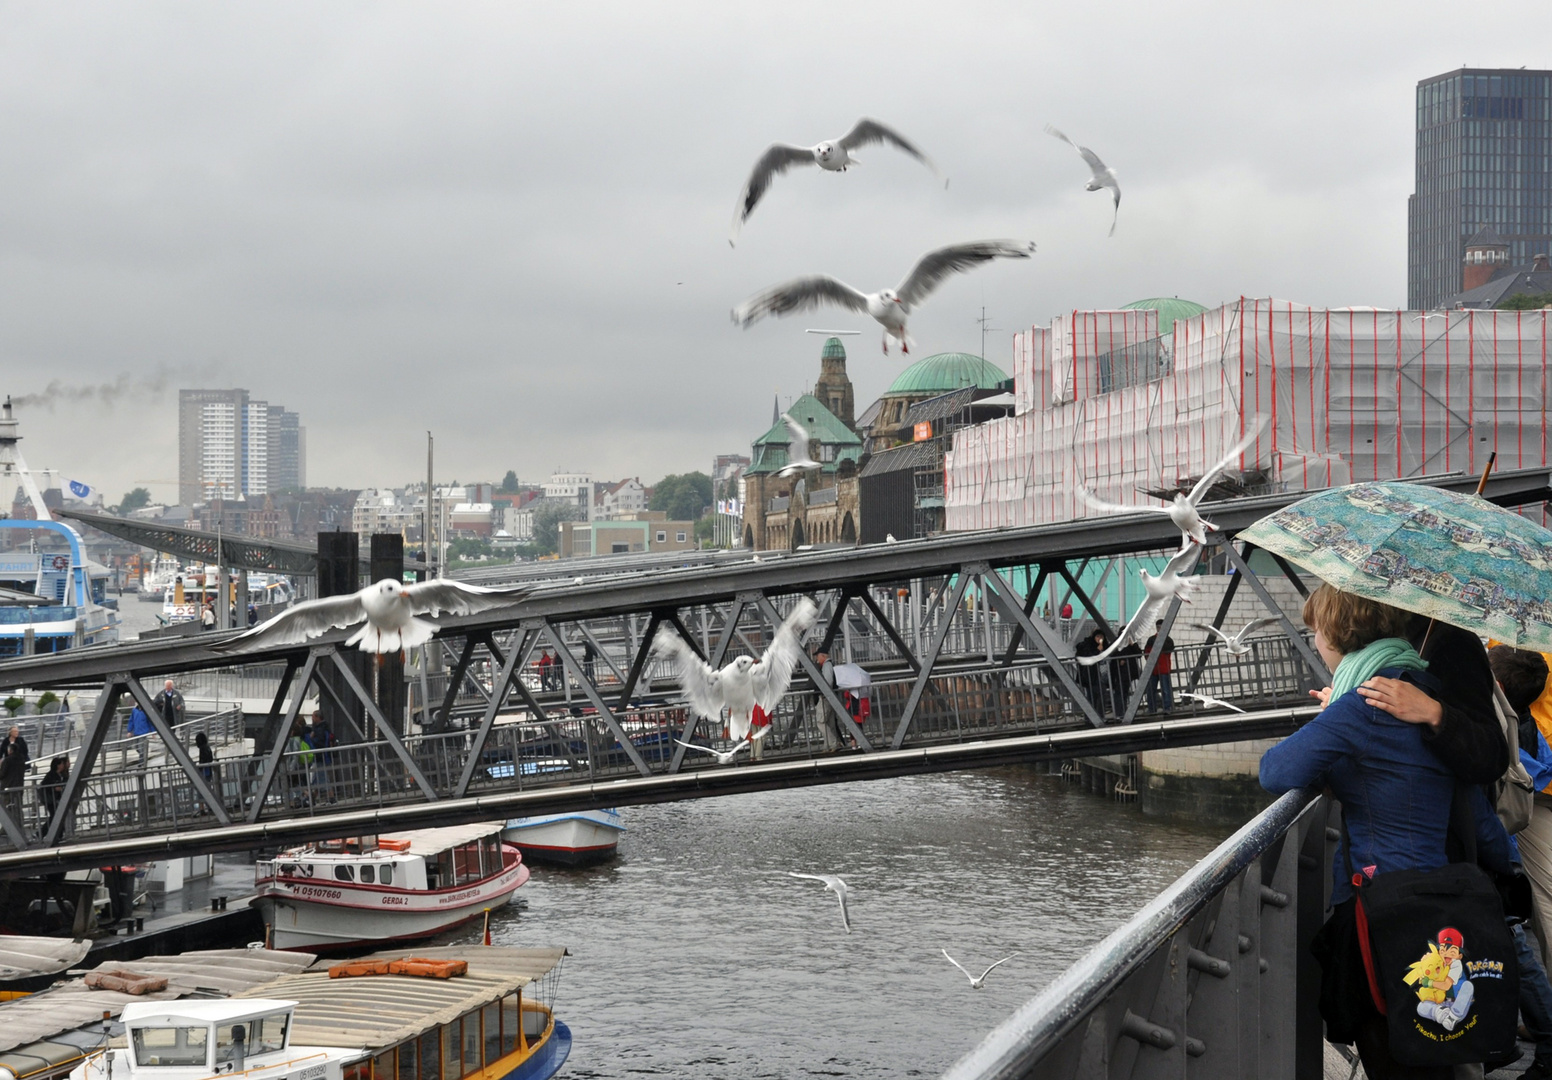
{"left": 1164, "top": 542, "right": 1203, "bottom": 579}
{"left": 403, "top": 579, "right": 531, "bottom": 618}
{"left": 222, "top": 594, "right": 367, "bottom": 650}
{"left": 1080, "top": 596, "right": 1167, "bottom": 665}
{"left": 834, "top": 887, "right": 852, "bottom": 932}
{"left": 731, "top": 276, "right": 870, "bottom": 327}
{"left": 895, "top": 240, "right": 1036, "bottom": 307}
{"left": 941, "top": 950, "right": 973, "bottom": 980}
{"left": 673, "top": 739, "right": 717, "bottom": 757}
{"left": 732, "top": 142, "right": 816, "bottom": 229}
{"left": 1239, "top": 617, "right": 1283, "bottom": 638}
{"left": 750, "top": 597, "right": 819, "bottom": 708}
{"left": 1044, "top": 125, "right": 1109, "bottom": 178}
{"left": 979, "top": 954, "right": 1018, "bottom": 980}
{"left": 1186, "top": 415, "right": 1270, "bottom": 505}
{"left": 1075, "top": 484, "right": 1169, "bottom": 517}
{"left": 654, "top": 628, "right": 725, "bottom": 719}
{"left": 835, "top": 117, "right": 940, "bottom": 176}
{"left": 1108, "top": 185, "right": 1120, "bottom": 237}
{"left": 781, "top": 412, "right": 810, "bottom": 454}
{"left": 1192, "top": 623, "right": 1233, "bottom": 644}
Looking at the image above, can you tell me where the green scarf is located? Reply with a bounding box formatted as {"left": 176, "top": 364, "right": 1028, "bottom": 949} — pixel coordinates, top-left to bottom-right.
{"left": 1328, "top": 636, "right": 1428, "bottom": 701}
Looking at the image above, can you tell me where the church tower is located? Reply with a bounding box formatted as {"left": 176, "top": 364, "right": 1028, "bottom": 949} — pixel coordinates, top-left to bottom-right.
{"left": 812, "top": 336, "right": 856, "bottom": 429}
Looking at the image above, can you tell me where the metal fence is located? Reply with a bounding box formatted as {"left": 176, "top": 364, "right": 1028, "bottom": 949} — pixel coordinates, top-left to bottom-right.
{"left": 943, "top": 789, "right": 1332, "bottom": 1080}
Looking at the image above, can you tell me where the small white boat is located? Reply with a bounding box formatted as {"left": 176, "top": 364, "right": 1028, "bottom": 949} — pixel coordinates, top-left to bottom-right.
{"left": 252, "top": 824, "right": 528, "bottom": 952}
{"left": 503, "top": 809, "right": 625, "bottom": 867}
{"left": 137, "top": 554, "right": 181, "bottom": 601}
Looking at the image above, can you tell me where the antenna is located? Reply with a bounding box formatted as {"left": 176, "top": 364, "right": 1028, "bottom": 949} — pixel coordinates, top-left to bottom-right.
{"left": 976, "top": 307, "right": 1002, "bottom": 360}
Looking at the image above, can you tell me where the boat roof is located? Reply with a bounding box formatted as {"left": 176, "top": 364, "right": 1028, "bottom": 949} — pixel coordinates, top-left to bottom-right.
{"left": 120, "top": 999, "right": 298, "bottom": 1026}
{"left": 0, "top": 935, "right": 91, "bottom": 980}
{"left": 292, "top": 822, "right": 506, "bottom": 859}
{"left": 0, "top": 949, "right": 316, "bottom": 1055}
{"left": 235, "top": 947, "right": 566, "bottom": 1050}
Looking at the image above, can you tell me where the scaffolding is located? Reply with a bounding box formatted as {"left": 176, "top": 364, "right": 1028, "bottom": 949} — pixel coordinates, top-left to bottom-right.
{"left": 947, "top": 298, "right": 1552, "bottom": 531}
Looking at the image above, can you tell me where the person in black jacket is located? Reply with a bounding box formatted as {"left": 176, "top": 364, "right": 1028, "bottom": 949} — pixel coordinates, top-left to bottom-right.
{"left": 0, "top": 743, "right": 26, "bottom": 825}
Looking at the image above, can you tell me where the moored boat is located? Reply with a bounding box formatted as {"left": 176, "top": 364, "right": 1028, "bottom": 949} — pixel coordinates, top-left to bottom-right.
{"left": 252, "top": 824, "right": 528, "bottom": 952}
{"left": 502, "top": 809, "right": 624, "bottom": 867}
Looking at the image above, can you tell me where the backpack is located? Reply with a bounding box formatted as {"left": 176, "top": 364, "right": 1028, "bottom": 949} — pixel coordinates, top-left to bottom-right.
{"left": 1493, "top": 682, "right": 1535, "bottom": 834}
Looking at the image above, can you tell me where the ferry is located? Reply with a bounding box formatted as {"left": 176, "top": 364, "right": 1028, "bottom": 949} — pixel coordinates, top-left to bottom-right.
{"left": 67, "top": 945, "right": 571, "bottom": 1080}
{"left": 136, "top": 554, "right": 182, "bottom": 601}
{"left": 502, "top": 810, "right": 624, "bottom": 867}
{"left": 252, "top": 825, "right": 529, "bottom": 952}
{"left": 162, "top": 569, "right": 295, "bottom": 625}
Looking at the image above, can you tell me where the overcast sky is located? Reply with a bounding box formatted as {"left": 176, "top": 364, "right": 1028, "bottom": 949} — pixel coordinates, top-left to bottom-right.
{"left": 0, "top": 2, "right": 1542, "bottom": 506}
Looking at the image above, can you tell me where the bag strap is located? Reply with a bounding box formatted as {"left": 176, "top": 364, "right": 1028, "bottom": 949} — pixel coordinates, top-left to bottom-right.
{"left": 1352, "top": 894, "right": 1389, "bottom": 1015}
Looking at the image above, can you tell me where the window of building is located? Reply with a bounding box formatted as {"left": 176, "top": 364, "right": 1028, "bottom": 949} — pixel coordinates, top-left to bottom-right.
{"left": 676, "top": 532, "right": 686, "bottom": 542}
{"left": 656, "top": 531, "right": 667, "bottom": 542}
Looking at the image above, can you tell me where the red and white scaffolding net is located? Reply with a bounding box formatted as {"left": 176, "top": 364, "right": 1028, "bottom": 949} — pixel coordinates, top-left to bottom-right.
{"left": 945, "top": 298, "right": 1552, "bottom": 531}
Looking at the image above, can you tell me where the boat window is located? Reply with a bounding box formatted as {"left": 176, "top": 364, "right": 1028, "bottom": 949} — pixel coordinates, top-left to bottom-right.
{"left": 428, "top": 851, "right": 453, "bottom": 890}
{"left": 481, "top": 837, "right": 500, "bottom": 877}
{"left": 217, "top": 1013, "right": 288, "bottom": 1061}
{"left": 442, "top": 1018, "right": 461, "bottom": 1080}
{"left": 453, "top": 844, "right": 481, "bottom": 886}
{"left": 359, "top": 864, "right": 375, "bottom": 885}
{"left": 374, "top": 1051, "right": 394, "bottom": 1080}
{"left": 418, "top": 1030, "right": 439, "bottom": 1080}
{"left": 380, "top": 863, "right": 394, "bottom": 886}
{"left": 461, "top": 1012, "right": 480, "bottom": 1076}
{"left": 481, "top": 1003, "right": 500, "bottom": 1067}
{"left": 396, "top": 1038, "right": 417, "bottom": 1080}
{"left": 334, "top": 865, "right": 355, "bottom": 882}
{"left": 132, "top": 1026, "right": 209, "bottom": 1067}
{"left": 501, "top": 994, "right": 520, "bottom": 1055}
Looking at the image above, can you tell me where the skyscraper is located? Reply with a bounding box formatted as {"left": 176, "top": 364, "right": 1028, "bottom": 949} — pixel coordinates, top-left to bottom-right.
{"left": 178, "top": 390, "right": 307, "bottom": 504}
{"left": 1408, "top": 67, "right": 1552, "bottom": 311}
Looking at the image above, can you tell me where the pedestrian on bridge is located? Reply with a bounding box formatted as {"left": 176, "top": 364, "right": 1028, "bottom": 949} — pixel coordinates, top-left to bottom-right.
{"left": 0, "top": 742, "right": 24, "bottom": 828}
{"left": 813, "top": 649, "right": 845, "bottom": 752}
{"left": 1143, "top": 621, "right": 1175, "bottom": 714}
{"left": 126, "top": 704, "right": 155, "bottom": 769}
{"left": 38, "top": 755, "right": 68, "bottom": 833}
{"left": 153, "top": 680, "right": 186, "bottom": 728}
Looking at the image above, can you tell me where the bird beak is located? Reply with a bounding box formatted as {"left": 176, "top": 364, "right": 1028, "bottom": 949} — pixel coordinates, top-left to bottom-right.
{"left": 399, "top": 591, "right": 411, "bottom": 599}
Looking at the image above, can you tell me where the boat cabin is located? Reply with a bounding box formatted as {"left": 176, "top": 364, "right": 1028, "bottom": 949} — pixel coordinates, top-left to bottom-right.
{"left": 115, "top": 999, "right": 330, "bottom": 1079}
{"left": 256, "top": 827, "right": 515, "bottom": 893}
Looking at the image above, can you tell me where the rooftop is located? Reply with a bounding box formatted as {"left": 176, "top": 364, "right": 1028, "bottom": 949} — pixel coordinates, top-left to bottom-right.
{"left": 1120, "top": 297, "right": 1208, "bottom": 336}
{"left": 884, "top": 353, "right": 1010, "bottom": 396}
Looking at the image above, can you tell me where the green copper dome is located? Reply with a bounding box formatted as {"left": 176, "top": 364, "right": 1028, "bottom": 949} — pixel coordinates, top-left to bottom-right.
{"left": 1120, "top": 297, "right": 1208, "bottom": 336}
{"left": 821, "top": 336, "right": 847, "bottom": 360}
{"left": 884, "top": 352, "right": 1010, "bottom": 396}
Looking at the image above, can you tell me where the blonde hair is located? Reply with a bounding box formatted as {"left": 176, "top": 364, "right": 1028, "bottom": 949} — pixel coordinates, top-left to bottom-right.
{"left": 1301, "top": 584, "right": 1412, "bottom": 655}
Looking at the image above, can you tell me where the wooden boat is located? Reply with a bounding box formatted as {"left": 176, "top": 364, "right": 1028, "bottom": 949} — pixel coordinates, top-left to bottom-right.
{"left": 252, "top": 824, "right": 528, "bottom": 952}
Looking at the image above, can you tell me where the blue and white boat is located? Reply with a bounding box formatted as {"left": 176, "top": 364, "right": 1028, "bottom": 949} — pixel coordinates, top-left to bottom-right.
{"left": 502, "top": 809, "right": 624, "bottom": 867}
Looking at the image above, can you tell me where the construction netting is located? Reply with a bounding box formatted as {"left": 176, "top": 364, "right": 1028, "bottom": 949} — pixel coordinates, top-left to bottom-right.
{"left": 947, "top": 298, "right": 1552, "bottom": 530}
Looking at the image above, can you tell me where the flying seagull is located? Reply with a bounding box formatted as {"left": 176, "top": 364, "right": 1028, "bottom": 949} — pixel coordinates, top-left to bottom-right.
{"left": 1044, "top": 125, "right": 1121, "bottom": 237}
{"left": 1080, "top": 543, "right": 1202, "bottom": 666}
{"left": 1193, "top": 618, "right": 1281, "bottom": 657}
{"left": 224, "top": 579, "right": 531, "bottom": 655}
{"left": 1075, "top": 416, "right": 1269, "bottom": 545}
{"left": 731, "top": 118, "right": 943, "bottom": 244}
{"left": 1181, "top": 691, "right": 1247, "bottom": 714}
{"left": 776, "top": 413, "right": 820, "bottom": 478}
{"left": 732, "top": 240, "right": 1036, "bottom": 355}
{"left": 655, "top": 598, "right": 818, "bottom": 741}
{"left": 789, "top": 872, "right": 853, "bottom": 933}
{"left": 941, "top": 949, "right": 1018, "bottom": 989}
{"left": 673, "top": 727, "right": 771, "bottom": 765}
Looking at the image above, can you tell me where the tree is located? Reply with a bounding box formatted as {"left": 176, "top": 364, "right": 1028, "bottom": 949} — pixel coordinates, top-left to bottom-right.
{"left": 116, "top": 487, "right": 153, "bottom": 515}
{"left": 649, "top": 472, "right": 713, "bottom": 522}
{"left": 498, "top": 470, "right": 520, "bottom": 494}
{"left": 1499, "top": 292, "right": 1552, "bottom": 311}
{"left": 532, "top": 502, "right": 582, "bottom": 555}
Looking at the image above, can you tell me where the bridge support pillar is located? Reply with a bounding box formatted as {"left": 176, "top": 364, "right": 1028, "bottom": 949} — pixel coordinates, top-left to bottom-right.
{"left": 370, "top": 534, "right": 406, "bottom": 736}
{"left": 317, "top": 532, "right": 363, "bottom": 744}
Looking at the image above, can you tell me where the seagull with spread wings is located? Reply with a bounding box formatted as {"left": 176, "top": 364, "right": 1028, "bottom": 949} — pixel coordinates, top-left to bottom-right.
{"left": 941, "top": 949, "right": 1018, "bottom": 989}
{"left": 1079, "top": 544, "right": 1202, "bottom": 667}
{"left": 789, "top": 871, "right": 853, "bottom": 933}
{"left": 673, "top": 726, "right": 771, "bottom": 766}
{"left": 730, "top": 118, "right": 942, "bottom": 244}
{"left": 1194, "top": 618, "right": 1282, "bottom": 657}
{"left": 1181, "top": 692, "right": 1247, "bottom": 714}
{"left": 732, "top": 240, "right": 1036, "bottom": 355}
{"left": 654, "top": 598, "right": 818, "bottom": 741}
{"left": 1075, "top": 417, "right": 1269, "bottom": 545}
{"left": 1045, "top": 125, "right": 1121, "bottom": 237}
{"left": 776, "top": 413, "right": 820, "bottom": 478}
{"left": 224, "top": 579, "right": 531, "bottom": 656}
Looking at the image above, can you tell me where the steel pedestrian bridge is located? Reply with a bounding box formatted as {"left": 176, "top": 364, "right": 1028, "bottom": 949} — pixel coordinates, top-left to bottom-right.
{"left": 0, "top": 468, "right": 1543, "bottom": 879}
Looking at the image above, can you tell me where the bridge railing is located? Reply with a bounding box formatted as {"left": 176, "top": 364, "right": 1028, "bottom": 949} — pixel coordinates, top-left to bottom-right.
{"left": 943, "top": 788, "right": 1332, "bottom": 1080}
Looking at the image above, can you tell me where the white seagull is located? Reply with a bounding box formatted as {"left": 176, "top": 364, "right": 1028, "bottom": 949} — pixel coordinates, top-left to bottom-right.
{"left": 655, "top": 598, "right": 818, "bottom": 741}
{"left": 1045, "top": 125, "right": 1121, "bottom": 237}
{"left": 224, "top": 579, "right": 530, "bottom": 655}
{"left": 776, "top": 413, "right": 820, "bottom": 478}
{"left": 789, "top": 871, "right": 853, "bottom": 933}
{"left": 1181, "top": 691, "right": 1247, "bottom": 714}
{"left": 1080, "top": 544, "right": 1202, "bottom": 666}
{"left": 1075, "top": 417, "right": 1269, "bottom": 545}
{"left": 673, "top": 726, "right": 771, "bottom": 765}
{"left": 731, "top": 118, "right": 942, "bottom": 244}
{"left": 1194, "top": 618, "right": 1281, "bottom": 657}
{"left": 731, "top": 240, "right": 1036, "bottom": 356}
{"left": 941, "top": 949, "right": 1018, "bottom": 989}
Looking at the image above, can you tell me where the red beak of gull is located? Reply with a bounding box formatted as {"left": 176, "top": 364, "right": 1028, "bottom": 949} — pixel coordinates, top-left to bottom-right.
{"left": 399, "top": 591, "right": 411, "bottom": 599}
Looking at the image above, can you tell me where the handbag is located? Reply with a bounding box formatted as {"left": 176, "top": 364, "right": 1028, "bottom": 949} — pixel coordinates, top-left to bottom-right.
{"left": 1347, "top": 787, "right": 1521, "bottom": 1067}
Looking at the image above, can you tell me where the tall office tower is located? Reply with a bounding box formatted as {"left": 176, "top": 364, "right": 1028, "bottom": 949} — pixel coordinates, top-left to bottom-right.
{"left": 266, "top": 405, "right": 305, "bottom": 491}
{"left": 179, "top": 390, "right": 305, "bottom": 503}
{"left": 1408, "top": 68, "right": 1552, "bottom": 311}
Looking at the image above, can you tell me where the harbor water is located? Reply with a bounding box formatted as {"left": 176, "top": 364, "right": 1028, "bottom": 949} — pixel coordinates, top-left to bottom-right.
{"left": 447, "top": 766, "right": 1221, "bottom": 1078}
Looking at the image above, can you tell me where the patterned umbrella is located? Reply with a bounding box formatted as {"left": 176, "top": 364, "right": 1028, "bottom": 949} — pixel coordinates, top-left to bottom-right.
{"left": 1237, "top": 481, "right": 1552, "bottom": 649}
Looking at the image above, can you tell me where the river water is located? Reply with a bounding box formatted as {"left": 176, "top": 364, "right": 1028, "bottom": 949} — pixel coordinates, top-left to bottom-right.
{"left": 445, "top": 767, "right": 1222, "bottom": 1079}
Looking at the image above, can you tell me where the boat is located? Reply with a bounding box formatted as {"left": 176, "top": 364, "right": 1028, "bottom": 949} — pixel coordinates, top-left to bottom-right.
{"left": 137, "top": 554, "right": 181, "bottom": 601}
{"left": 160, "top": 568, "right": 294, "bottom": 625}
{"left": 252, "top": 824, "right": 529, "bottom": 952}
{"left": 64, "top": 946, "right": 571, "bottom": 1080}
{"left": 502, "top": 809, "right": 624, "bottom": 867}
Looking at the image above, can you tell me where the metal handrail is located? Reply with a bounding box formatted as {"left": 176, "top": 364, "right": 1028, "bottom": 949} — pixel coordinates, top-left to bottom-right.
{"left": 944, "top": 786, "right": 1322, "bottom": 1080}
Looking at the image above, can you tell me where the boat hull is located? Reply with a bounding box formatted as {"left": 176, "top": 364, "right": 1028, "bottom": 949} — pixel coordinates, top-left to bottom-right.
{"left": 505, "top": 1019, "right": 572, "bottom": 1080}
{"left": 254, "top": 861, "right": 529, "bottom": 951}
{"left": 503, "top": 810, "right": 623, "bottom": 867}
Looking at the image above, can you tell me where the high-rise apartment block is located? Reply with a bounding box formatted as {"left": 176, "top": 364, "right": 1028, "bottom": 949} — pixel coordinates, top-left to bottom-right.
{"left": 1408, "top": 67, "right": 1552, "bottom": 310}
{"left": 178, "top": 389, "right": 306, "bottom": 505}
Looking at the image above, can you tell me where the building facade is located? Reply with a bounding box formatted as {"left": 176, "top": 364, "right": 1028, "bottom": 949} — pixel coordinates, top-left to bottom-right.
{"left": 178, "top": 389, "right": 306, "bottom": 504}
{"left": 1408, "top": 67, "right": 1552, "bottom": 311}
{"left": 559, "top": 513, "right": 696, "bottom": 557}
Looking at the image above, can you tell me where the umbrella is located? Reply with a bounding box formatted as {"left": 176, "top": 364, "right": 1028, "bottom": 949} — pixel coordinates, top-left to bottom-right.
{"left": 832, "top": 663, "right": 872, "bottom": 693}
{"left": 1238, "top": 481, "right": 1552, "bottom": 649}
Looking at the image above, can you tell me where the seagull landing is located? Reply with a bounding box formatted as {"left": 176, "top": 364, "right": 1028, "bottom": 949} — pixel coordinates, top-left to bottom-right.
{"left": 1074, "top": 417, "right": 1269, "bottom": 545}
{"left": 732, "top": 240, "right": 1035, "bottom": 355}
{"left": 673, "top": 727, "right": 770, "bottom": 766}
{"left": 1045, "top": 125, "right": 1121, "bottom": 237}
{"left": 789, "top": 872, "right": 853, "bottom": 933}
{"left": 776, "top": 413, "right": 820, "bottom": 478}
{"left": 1193, "top": 618, "right": 1281, "bottom": 657}
{"left": 941, "top": 949, "right": 1018, "bottom": 989}
{"left": 1181, "top": 691, "right": 1246, "bottom": 714}
{"left": 731, "top": 118, "right": 943, "bottom": 244}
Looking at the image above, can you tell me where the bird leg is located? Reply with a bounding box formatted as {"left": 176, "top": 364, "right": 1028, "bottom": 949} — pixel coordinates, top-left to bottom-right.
{"left": 881, "top": 330, "right": 889, "bottom": 355}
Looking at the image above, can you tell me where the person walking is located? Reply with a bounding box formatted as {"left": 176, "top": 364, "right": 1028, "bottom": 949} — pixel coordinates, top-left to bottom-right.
{"left": 813, "top": 649, "right": 845, "bottom": 752}
{"left": 1143, "top": 621, "right": 1176, "bottom": 714}
{"left": 38, "top": 756, "right": 68, "bottom": 833}
{"left": 193, "top": 732, "right": 216, "bottom": 814}
{"left": 538, "top": 649, "right": 558, "bottom": 693}
{"left": 126, "top": 704, "right": 155, "bottom": 769}
{"left": 0, "top": 725, "right": 28, "bottom": 771}
{"left": 0, "top": 743, "right": 25, "bottom": 828}
{"left": 200, "top": 602, "right": 216, "bottom": 631}
{"left": 153, "top": 679, "right": 185, "bottom": 727}
{"left": 582, "top": 640, "right": 598, "bottom": 685}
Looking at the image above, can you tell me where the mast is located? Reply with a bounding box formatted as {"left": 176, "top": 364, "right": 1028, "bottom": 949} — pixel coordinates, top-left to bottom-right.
{"left": 0, "top": 397, "right": 52, "bottom": 520}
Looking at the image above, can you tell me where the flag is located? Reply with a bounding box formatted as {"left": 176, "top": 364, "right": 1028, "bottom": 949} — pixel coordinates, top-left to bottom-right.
{"left": 66, "top": 479, "right": 93, "bottom": 500}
